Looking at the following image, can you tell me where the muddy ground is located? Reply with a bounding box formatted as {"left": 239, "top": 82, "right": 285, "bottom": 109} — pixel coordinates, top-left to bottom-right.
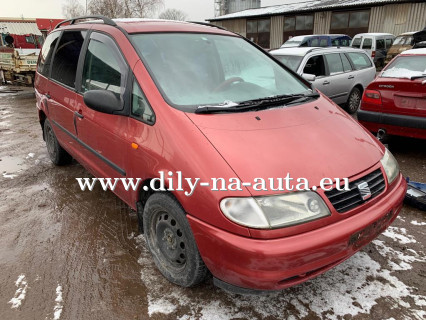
{"left": 0, "top": 87, "right": 425, "bottom": 320}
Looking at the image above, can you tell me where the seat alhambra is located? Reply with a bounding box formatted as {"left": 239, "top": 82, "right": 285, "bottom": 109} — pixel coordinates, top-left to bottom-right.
{"left": 35, "top": 17, "right": 406, "bottom": 293}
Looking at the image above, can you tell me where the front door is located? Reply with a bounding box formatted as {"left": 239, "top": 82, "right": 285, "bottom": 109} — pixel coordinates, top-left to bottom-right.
{"left": 74, "top": 31, "right": 130, "bottom": 202}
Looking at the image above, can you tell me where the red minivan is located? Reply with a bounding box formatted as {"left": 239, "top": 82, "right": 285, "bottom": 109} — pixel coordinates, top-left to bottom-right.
{"left": 35, "top": 16, "right": 406, "bottom": 293}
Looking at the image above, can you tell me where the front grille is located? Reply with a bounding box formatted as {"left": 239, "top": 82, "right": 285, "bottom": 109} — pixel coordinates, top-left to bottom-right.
{"left": 325, "top": 168, "right": 386, "bottom": 213}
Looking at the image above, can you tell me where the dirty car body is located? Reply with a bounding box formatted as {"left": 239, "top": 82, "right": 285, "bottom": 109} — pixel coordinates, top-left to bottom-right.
{"left": 35, "top": 17, "right": 406, "bottom": 292}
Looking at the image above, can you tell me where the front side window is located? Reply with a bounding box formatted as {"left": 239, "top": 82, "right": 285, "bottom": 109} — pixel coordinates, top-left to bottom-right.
{"left": 51, "top": 31, "right": 86, "bottom": 88}
{"left": 37, "top": 31, "right": 61, "bottom": 77}
{"left": 132, "top": 33, "right": 310, "bottom": 111}
{"left": 304, "top": 55, "right": 326, "bottom": 77}
{"left": 347, "top": 52, "right": 372, "bottom": 70}
{"left": 81, "top": 33, "right": 127, "bottom": 97}
{"left": 325, "top": 54, "right": 344, "bottom": 75}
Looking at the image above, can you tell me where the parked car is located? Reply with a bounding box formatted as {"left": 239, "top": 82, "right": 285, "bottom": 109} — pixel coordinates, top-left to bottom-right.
{"left": 270, "top": 47, "right": 376, "bottom": 113}
{"left": 358, "top": 48, "right": 426, "bottom": 140}
{"left": 281, "top": 34, "right": 352, "bottom": 48}
{"left": 413, "top": 27, "right": 426, "bottom": 49}
{"left": 384, "top": 32, "right": 416, "bottom": 65}
{"left": 351, "top": 33, "right": 395, "bottom": 68}
{"left": 35, "top": 17, "right": 406, "bottom": 292}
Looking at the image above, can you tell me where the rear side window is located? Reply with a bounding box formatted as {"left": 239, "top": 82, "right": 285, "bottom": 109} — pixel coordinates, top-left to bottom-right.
{"left": 325, "top": 53, "right": 344, "bottom": 75}
{"left": 347, "top": 52, "right": 372, "bottom": 70}
{"left": 341, "top": 53, "right": 353, "bottom": 72}
{"left": 51, "top": 31, "right": 86, "bottom": 88}
{"left": 37, "top": 32, "right": 61, "bottom": 77}
{"left": 376, "top": 39, "right": 385, "bottom": 50}
{"left": 319, "top": 38, "right": 328, "bottom": 47}
{"left": 304, "top": 55, "right": 326, "bottom": 77}
{"left": 386, "top": 38, "right": 394, "bottom": 47}
{"left": 362, "top": 38, "right": 372, "bottom": 49}
{"left": 81, "top": 33, "right": 127, "bottom": 97}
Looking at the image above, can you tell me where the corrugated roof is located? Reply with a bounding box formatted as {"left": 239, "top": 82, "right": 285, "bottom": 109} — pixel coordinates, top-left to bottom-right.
{"left": 208, "top": 0, "right": 413, "bottom": 21}
{"left": 0, "top": 21, "right": 42, "bottom": 35}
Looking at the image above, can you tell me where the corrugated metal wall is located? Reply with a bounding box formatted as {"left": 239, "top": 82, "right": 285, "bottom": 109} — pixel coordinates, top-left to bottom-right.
{"left": 369, "top": 2, "right": 426, "bottom": 34}
{"left": 221, "top": 19, "right": 247, "bottom": 37}
{"left": 270, "top": 16, "right": 284, "bottom": 49}
{"left": 313, "top": 11, "right": 332, "bottom": 34}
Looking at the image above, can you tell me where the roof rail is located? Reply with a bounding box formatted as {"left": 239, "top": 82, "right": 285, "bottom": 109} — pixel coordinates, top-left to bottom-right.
{"left": 187, "top": 21, "right": 228, "bottom": 31}
{"left": 55, "top": 15, "right": 117, "bottom": 29}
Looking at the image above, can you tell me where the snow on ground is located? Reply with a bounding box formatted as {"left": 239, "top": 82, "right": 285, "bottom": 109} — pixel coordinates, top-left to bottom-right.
{"left": 53, "top": 284, "right": 64, "bottom": 320}
{"left": 411, "top": 220, "right": 426, "bottom": 226}
{"left": 136, "top": 228, "right": 425, "bottom": 319}
{"left": 382, "top": 226, "right": 417, "bottom": 244}
{"left": 8, "top": 274, "right": 28, "bottom": 309}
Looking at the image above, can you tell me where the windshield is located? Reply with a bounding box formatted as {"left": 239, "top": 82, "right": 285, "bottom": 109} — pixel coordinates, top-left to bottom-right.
{"left": 351, "top": 38, "right": 361, "bottom": 48}
{"left": 273, "top": 55, "right": 303, "bottom": 72}
{"left": 132, "top": 33, "right": 310, "bottom": 111}
{"left": 382, "top": 56, "right": 426, "bottom": 78}
{"left": 393, "top": 36, "right": 414, "bottom": 46}
{"left": 282, "top": 40, "right": 303, "bottom": 47}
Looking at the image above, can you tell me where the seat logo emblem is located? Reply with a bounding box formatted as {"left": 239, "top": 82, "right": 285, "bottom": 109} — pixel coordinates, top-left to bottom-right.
{"left": 357, "top": 182, "right": 371, "bottom": 200}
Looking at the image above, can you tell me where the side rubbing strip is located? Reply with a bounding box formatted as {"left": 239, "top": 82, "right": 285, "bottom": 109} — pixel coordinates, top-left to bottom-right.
{"left": 51, "top": 120, "right": 126, "bottom": 176}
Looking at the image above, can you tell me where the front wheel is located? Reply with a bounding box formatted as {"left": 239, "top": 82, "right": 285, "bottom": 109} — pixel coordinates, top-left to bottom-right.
{"left": 346, "top": 87, "right": 362, "bottom": 114}
{"left": 143, "top": 193, "right": 208, "bottom": 287}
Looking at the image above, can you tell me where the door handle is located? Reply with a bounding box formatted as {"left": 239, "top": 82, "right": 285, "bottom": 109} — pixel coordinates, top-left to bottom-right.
{"left": 348, "top": 75, "right": 355, "bottom": 79}
{"left": 323, "top": 80, "right": 330, "bottom": 85}
{"left": 75, "top": 111, "right": 84, "bottom": 119}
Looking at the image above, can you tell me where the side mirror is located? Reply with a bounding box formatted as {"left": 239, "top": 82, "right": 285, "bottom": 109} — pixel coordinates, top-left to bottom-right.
{"left": 83, "top": 90, "right": 122, "bottom": 114}
{"left": 302, "top": 73, "right": 316, "bottom": 82}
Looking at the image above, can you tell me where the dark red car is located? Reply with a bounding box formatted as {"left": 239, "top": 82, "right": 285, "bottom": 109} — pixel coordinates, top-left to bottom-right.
{"left": 358, "top": 49, "right": 426, "bottom": 140}
{"left": 35, "top": 16, "right": 406, "bottom": 292}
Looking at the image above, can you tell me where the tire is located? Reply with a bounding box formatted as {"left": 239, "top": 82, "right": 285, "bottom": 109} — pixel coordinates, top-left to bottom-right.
{"left": 44, "top": 119, "right": 72, "bottom": 165}
{"left": 346, "top": 87, "right": 362, "bottom": 114}
{"left": 143, "top": 193, "right": 208, "bottom": 287}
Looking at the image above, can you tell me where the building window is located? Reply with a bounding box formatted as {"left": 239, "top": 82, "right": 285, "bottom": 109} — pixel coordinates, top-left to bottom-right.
{"left": 283, "top": 14, "right": 314, "bottom": 44}
{"left": 247, "top": 18, "right": 271, "bottom": 48}
{"left": 330, "top": 10, "right": 370, "bottom": 37}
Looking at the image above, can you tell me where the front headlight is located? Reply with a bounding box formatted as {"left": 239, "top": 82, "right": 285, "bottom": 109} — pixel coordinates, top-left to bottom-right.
{"left": 380, "top": 148, "right": 400, "bottom": 185}
{"left": 220, "top": 191, "right": 330, "bottom": 229}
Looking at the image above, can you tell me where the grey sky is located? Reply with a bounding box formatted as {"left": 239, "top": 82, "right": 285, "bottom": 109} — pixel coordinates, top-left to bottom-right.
{"left": 0, "top": 0, "right": 306, "bottom": 21}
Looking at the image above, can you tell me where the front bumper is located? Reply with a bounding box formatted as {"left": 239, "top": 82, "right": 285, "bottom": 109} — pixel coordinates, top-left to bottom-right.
{"left": 188, "top": 174, "right": 406, "bottom": 291}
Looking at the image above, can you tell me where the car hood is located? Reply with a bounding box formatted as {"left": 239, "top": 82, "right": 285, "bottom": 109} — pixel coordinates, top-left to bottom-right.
{"left": 186, "top": 96, "right": 384, "bottom": 195}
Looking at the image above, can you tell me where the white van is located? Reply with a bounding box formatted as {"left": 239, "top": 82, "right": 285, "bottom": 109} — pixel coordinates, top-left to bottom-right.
{"left": 351, "top": 33, "right": 395, "bottom": 68}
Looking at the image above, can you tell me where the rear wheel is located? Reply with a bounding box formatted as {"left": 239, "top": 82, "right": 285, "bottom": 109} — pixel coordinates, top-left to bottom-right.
{"left": 44, "top": 119, "right": 72, "bottom": 165}
{"left": 143, "top": 193, "right": 208, "bottom": 287}
{"left": 346, "top": 87, "right": 362, "bottom": 114}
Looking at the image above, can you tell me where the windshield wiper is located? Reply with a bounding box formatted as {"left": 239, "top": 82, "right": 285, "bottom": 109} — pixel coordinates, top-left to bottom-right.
{"left": 195, "top": 92, "right": 320, "bottom": 114}
{"left": 410, "top": 74, "right": 426, "bottom": 80}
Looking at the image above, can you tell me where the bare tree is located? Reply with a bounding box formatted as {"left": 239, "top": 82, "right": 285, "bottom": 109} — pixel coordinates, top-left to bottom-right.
{"left": 88, "top": 0, "right": 163, "bottom": 18}
{"left": 158, "top": 8, "right": 187, "bottom": 21}
{"left": 62, "top": 0, "right": 85, "bottom": 18}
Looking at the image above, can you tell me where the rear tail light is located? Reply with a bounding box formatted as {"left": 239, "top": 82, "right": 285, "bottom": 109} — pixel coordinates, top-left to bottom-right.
{"left": 362, "top": 90, "right": 382, "bottom": 105}
{"left": 372, "top": 51, "right": 376, "bottom": 58}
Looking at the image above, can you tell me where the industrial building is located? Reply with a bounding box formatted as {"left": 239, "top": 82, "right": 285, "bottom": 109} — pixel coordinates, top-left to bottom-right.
{"left": 208, "top": 0, "right": 426, "bottom": 49}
